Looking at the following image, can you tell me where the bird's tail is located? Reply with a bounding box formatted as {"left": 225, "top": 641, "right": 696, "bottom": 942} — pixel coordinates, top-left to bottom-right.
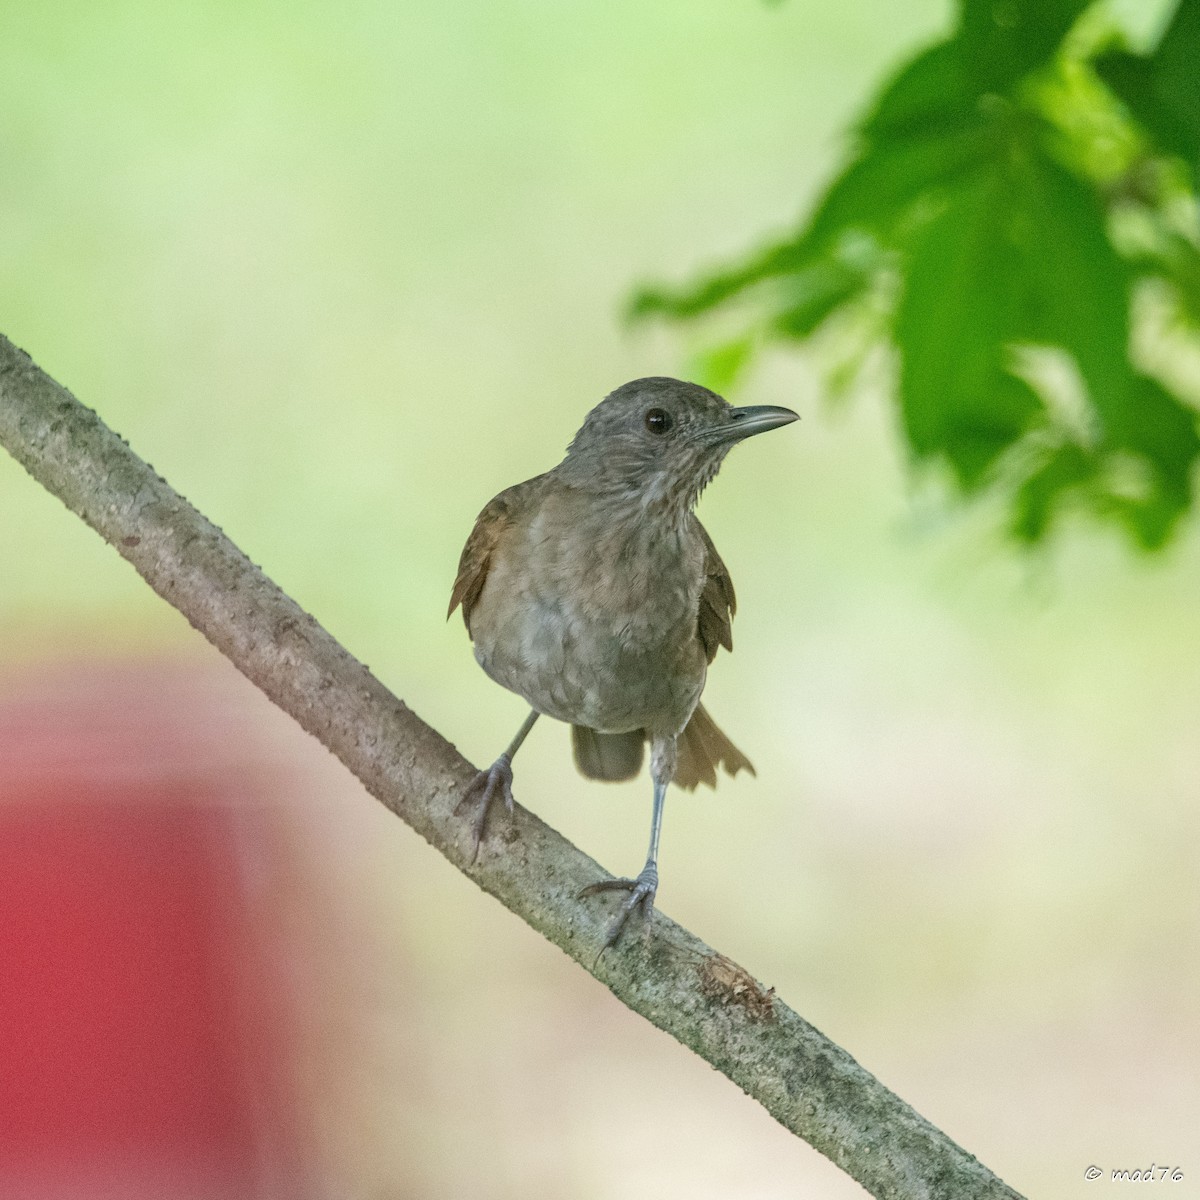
{"left": 572, "top": 726, "right": 644, "bottom": 782}
{"left": 674, "top": 703, "right": 755, "bottom": 791}
{"left": 572, "top": 704, "right": 754, "bottom": 791}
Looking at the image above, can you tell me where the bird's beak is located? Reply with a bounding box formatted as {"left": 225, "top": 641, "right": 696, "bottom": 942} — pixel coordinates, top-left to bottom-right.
{"left": 721, "top": 404, "right": 799, "bottom": 442}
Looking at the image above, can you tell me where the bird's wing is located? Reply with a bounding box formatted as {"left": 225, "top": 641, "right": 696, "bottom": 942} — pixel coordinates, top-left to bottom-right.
{"left": 448, "top": 474, "right": 546, "bottom": 634}
{"left": 694, "top": 517, "right": 737, "bottom": 664}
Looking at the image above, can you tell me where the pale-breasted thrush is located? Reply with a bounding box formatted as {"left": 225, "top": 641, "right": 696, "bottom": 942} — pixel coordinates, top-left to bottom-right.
{"left": 449, "top": 376, "right": 797, "bottom": 946}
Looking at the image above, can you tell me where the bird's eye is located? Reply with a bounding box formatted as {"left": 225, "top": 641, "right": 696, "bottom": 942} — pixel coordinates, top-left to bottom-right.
{"left": 644, "top": 407, "right": 673, "bottom": 435}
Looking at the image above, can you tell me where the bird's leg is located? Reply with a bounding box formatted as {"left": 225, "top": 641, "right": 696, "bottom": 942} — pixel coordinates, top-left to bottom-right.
{"left": 581, "top": 735, "right": 674, "bottom": 949}
{"left": 580, "top": 779, "right": 664, "bottom": 948}
{"left": 459, "top": 709, "right": 539, "bottom": 860}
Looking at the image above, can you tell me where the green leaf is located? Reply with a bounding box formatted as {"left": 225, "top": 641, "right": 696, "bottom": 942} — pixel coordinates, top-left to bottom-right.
{"left": 1155, "top": 232, "right": 1200, "bottom": 325}
{"left": 1013, "top": 375, "right": 1200, "bottom": 548}
{"left": 627, "top": 232, "right": 811, "bottom": 320}
{"left": 951, "top": 373, "right": 1046, "bottom": 487}
{"left": 894, "top": 168, "right": 1044, "bottom": 486}
{"left": 1095, "top": 0, "right": 1200, "bottom": 166}
{"left": 1116, "top": 372, "right": 1200, "bottom": 494}
{"left": 1012, "top": 440, "right": 1096, "bottom": 541}
{"left": 803, "top": 124, "right": 994, "bottom": 256}
{"left": 1109, "top": 493, "right": 1181, "bottom": 548}
{"left": 958, "top": 0, "right": 1093, "bottom": 91}
{"left": 771, "top": 253, "right": 874, "bottom": 338}
{"left": 859, "top": 39, "right": 973, "bottom": 139}
{"left": 1004, "top": 157, "right": 1132, "bottom": 426}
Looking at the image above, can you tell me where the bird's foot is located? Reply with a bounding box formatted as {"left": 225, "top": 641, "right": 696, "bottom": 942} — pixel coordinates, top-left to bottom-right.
{"left": 579, "top": 861, "right": 659, "bottom": 951}
{"left": 457, "top": 753, "right": 514, "bottom": 861}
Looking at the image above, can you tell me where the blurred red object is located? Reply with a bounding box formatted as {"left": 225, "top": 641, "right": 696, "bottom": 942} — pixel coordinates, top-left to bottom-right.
{"left": 0, "top": 661, "right": 313, "bottom": 1200}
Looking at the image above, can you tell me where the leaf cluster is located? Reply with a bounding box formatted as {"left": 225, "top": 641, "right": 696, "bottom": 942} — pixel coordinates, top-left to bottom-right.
{"left": 632, "top": 0, "right": 1200, "bottom": 548}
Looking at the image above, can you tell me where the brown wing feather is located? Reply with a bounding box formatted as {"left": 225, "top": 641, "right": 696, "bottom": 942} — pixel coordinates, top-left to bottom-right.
{"left": 448, "top": 474, "right": 546, "bottom": 634}
{"left": 694, "top": 518, "right": 736, "bottom": 664}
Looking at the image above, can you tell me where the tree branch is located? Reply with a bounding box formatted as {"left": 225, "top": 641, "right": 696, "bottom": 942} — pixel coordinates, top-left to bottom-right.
{"left": 0, "top": 331, "right": 1025, "bottom": 1200}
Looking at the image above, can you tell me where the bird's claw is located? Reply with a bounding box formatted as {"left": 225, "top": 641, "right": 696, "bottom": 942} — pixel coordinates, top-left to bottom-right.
{"left": 580, "top": 862, "right": 659, "bottom": 951}
{"left": 458, "top": 753, "right": 514, "bottom": 861}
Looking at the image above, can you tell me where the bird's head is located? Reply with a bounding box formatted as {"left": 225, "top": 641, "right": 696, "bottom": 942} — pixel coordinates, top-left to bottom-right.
{"left": 557, "top": 377, "right": 797, "bottom": 522}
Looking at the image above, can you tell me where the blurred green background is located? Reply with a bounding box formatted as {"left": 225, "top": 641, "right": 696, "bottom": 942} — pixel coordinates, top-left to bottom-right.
{"left": 2, "top": 1, "right": 1197, "bottom": 1197}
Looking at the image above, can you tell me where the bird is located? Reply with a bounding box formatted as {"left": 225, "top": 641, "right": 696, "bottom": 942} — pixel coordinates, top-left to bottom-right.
{"left": 448, "top": 376, "right": 797, "bottom": 947}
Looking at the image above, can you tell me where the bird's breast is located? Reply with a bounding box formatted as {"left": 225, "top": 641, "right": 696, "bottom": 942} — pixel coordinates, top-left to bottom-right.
{"left": 469, "top": 498, "right": 707, "bottom": 735}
